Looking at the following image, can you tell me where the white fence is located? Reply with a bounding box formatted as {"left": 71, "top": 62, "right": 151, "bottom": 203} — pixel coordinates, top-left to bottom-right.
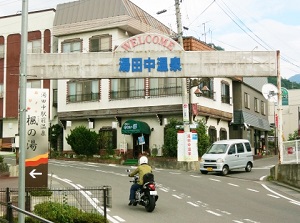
{"left": 282, "top": 140, "right": 300, "bottom": 164}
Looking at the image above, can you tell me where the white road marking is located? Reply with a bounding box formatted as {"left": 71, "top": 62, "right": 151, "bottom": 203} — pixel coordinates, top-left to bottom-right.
{"left": 190, "top": 175, "right": 201, "bottom": 178}
{"left": 244, "top": 219, "right": 260, "bottom": 223}
{"left": 206, "top": 210, "right": 221, "bottom": 216}
{"left": 77, "top": 184, "right": 84, "bottom": 189}
{"left": 113, "top": 216, "right": 125, "bottom": 222}
{"left": 261, "top": 184, "right": 299, "bottom": 204}
{"left": 86, "top": 191, "right": 92, "bottom": 195}
{"left": 169, "top": 172, "right": 181, "bottom": 175}
{"left": 290, "top": 201, "right": 300, "bottom": 206}
{"left": 228, "top": 183, "right": 239, "bottom": 187}
{"left": 93, "top": 198, "right": 99, "bottom": 203}
{"left": 247, "top": 188, "right": 259, "bottom": 193}
{"left": 233, "top": 221, "right": 244, "bottom": 223}
{"left": 267, "top": 194, "right": 280, "bottom": 198}
{"left": 209, "top": 178, "right": 221, "bottom": 182}
{"left": 172, "top": 194, "right": 182, "bottom": 199}
{"left": 187, "top": 202, "right": 199, "bottom": 207}
{"left": 159, "top": 188, "right": 169, "bottom": 192}
{"left": 50, "top": 174, "right": 120, "bottom": 223}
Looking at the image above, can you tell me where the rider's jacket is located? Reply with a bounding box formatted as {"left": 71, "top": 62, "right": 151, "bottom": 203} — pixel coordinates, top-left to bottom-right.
{"left": 129, "top": 164, "right": 152, "bottom": 185}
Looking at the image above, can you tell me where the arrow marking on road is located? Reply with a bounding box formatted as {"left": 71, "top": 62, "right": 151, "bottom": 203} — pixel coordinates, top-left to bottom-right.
{"left": 29, "top": 169, "right": 42, "bottom": 178}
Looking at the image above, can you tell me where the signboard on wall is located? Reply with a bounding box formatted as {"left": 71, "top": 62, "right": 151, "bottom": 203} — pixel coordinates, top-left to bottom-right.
{"left": 177, "top": 131, "right": 198, "bottom": 161}
{"left": 25, "top": 89, "right": 49, "bottom": 188}
{"left": 27, "top": 33, "right": 278, "bottom": 79}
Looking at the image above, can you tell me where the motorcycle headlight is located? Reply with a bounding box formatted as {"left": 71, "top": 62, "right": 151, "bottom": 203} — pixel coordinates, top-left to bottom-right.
{"left": 216, "top": 158, "right": 224, "bottom": 163}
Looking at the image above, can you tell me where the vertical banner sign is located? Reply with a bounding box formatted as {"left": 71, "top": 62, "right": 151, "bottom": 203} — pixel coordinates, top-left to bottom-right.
{"left": 182, "top": 103, "right": 189, "bottom": 124}
{"left": 177, "top": 131, "right": 198, "bottom": 161}
{"left": 281, "top": 87, "right": 289, "bottom": 106}
{"left": 25, "top": 89, "right": 49, "bottom": 188}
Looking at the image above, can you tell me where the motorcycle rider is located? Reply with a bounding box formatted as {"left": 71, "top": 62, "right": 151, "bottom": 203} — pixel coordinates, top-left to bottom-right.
{"left": 128, "top": 155, "right": 152, "bottom": 205}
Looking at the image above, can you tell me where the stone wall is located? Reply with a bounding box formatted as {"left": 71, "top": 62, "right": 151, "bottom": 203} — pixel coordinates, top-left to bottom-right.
{"left": 270, "top": 164, "right": 300, "bottom": 189}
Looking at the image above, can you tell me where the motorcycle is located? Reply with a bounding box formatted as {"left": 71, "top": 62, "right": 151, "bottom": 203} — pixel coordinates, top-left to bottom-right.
{"left": 128, "top": 171, "right": 158, "bottom": 212}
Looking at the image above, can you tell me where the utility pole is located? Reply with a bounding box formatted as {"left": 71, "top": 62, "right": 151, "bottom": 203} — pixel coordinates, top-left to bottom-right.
{"left": 175, "top": 0, "right": 190, "bottom": 133}
{"left": 276, "top": 51, "right": 283, "bottom": 164}
{"left": 18, "top": 0, "right": 28, "bottom": 222}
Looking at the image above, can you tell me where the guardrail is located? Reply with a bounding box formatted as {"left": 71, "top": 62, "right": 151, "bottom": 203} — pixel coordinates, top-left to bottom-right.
{"left": 0, "top": 186, "right": 111, "bottom": 222}
{"left": 282, "top": 140, "right": 300, "bottom": 164}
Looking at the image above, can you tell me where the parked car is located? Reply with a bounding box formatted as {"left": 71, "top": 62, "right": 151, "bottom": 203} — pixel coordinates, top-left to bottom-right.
{"left": 199, "top": 139, "right": 254, "bottom": 176}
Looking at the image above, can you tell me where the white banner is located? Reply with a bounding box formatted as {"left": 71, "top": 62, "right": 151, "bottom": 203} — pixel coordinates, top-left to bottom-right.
{"left": 177, "top": 131, "right": 198, "bottom": 161}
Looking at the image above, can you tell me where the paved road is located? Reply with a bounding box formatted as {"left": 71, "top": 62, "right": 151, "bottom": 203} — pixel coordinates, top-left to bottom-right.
{"left": 47, "top": 156, "right": 300, "bottom": 223}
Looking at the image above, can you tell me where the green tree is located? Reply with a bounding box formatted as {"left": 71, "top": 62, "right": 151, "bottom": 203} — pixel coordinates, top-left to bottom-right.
{"left": 66, "top": 126, "right": 99, "bottom": 156}
{"left": 195, "top": 119, "right": 211, "bottom": 156}
{"left": 49, "top": 124, "right": 62, "bottom": 151}
{"left": 288, "top": 130, "right": 300, "bottom": 141}
{"left": 162, "top": 118, "right": 182, "bottom": 157}
{"left": 162, "top": 118, "right": 210, "bottom": 158}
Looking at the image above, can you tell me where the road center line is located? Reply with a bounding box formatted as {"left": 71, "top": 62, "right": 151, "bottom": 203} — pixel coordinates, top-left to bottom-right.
{"left": 187, "top": 201, "right": 199, "bottom": 207}
{"left": 228, "top": 183, "right": 239, "bottom": 187}
{"left": 247, "top": 188, "right": 259, "bottom": 192}
{"left": 209, "top": 178, "right": 221, "bottom": 182}
{"left": 267, "top": 194, "right": 280, "bottom": 198}
{"left": 172, "top": 194, "right": 182, "bottom": 199}
{"left": 206, "top": 210, "right": 221, "bottom": 216}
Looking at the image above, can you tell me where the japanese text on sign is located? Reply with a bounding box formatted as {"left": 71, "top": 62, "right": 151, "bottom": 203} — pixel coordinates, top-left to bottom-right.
{"left": 119, "top": 57, "right": 182, "bottom": 73}
{"left": 26, "top": 89, "right": 49, "bottom": 152}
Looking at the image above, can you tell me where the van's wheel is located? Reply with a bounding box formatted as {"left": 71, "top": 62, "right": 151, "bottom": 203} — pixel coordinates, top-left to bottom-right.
{"left": 200, "top": 170, "right": 208, "bottom": 174}
{"left": 245, "top": 162, "right": 252, "bottom": 172}
{"left": 221, "top": 165, "right": 229, "bottom": 176}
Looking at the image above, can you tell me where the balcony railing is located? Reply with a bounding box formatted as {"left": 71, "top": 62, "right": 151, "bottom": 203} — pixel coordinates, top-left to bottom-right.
{"left": 110, "top": 86, "right": 182, "bottom": 100}
{"left": 67, "top": 92, "right": 100, "bottom": 103}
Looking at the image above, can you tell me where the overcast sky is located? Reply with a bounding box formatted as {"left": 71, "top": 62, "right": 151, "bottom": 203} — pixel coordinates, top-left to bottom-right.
{"left": 1, "top": 0, "right": 299, "bottom": 79}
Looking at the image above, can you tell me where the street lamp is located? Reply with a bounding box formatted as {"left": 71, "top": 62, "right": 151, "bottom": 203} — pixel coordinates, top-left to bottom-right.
{"left": 189, "top": 79, "right": 210, "bottom": 124}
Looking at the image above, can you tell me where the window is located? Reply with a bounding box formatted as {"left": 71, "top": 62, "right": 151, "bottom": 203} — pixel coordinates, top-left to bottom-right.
{"left": 27, "top": 40, "right": 41, "bottom": 53}
{"left": 110, "top": 79, "right": 144, "bottom": 100}
{"left": 67, "top": 79, "right": 100, "bottom": 102}
{"left": 221, "top": 81, "right": 230, "bottom": 104}
{"left": 62, "top": 39, "right": 82, "bottom": 53}
{"left": 150, "top": 78, "right": 181, "bottom": 96}
{"left": 261, "top": 101, "right": 266, "bottom": 115}
{"left": 236, "top": 143, "right": 245, "bottom": 153}
{"left": 90, "top": 35, "right": 112, "bottom": 52}
{"left": 245, "top": 142, "right": 251, "bottom": 152}
{"left": 254, "top": 98, "right": 259, "bottom": 112}
{"left": 228, "top": 145, "right": 236, "bottom": 154}
{"left": 99, "top": 127, "right": 117, "bottom": 151}
{"left": 219, "top": 128, "right": 227, "bottom": 140}
{"left": 244, "top": 92, "right": 250, "bottom": 109}
{"left": 198, "top": 78, "right": 214, "bottom": 99}
{"left": 27, "top": 80, "right": 41, "bottom": 88}
{"left": 208, "top": 126, "right": 217, "bottom": 144}
{"left": 0, "top": 44, "right": 4, "bottom": 58}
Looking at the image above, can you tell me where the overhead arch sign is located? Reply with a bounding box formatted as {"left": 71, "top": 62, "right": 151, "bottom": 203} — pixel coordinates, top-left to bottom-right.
{"left": 27, "top": 33, "right": 278, "bottom": 79}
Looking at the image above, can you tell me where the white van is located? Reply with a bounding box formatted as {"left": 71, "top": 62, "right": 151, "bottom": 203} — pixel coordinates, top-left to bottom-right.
{"left": 199, "top": 139, "right": 253, "bottom": 176}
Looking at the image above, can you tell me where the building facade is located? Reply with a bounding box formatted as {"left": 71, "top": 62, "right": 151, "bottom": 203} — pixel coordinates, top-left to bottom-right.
{"left": 230, "top": 77, "right": 271, "bottom": 154}
{"left": 0, "top": 9, "right": 56, "bottom": 150}
{"left": 50, "top": 0, "right": 233, "bottom": 158}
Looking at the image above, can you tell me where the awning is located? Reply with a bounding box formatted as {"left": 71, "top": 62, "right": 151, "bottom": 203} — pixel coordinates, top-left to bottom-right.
{"left": 233, "top": 110, "right": 271, "bottom": 131}
{"left": 121, "top": 120, "right": 151, "bottom": 135}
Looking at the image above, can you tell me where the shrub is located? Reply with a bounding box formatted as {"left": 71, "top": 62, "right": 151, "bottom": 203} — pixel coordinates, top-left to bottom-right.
{"left": 0, "top": 155, "right": 9, "bottom": 176}
{"left": 66, "top": 126, "right": 99, "bottom": 156}
{"left": 29, "top": 201, "right": 107, "bottom": 223}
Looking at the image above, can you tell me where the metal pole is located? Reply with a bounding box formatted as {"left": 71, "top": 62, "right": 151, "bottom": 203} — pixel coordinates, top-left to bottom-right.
{"left": 276, "top": 50, "right": 283, "bottom": 164}
{"left": 19, "top": 0, "right": 28, "bottom": 222}
{"left": 175, "top": 0, "right": 190, "bottom": 132}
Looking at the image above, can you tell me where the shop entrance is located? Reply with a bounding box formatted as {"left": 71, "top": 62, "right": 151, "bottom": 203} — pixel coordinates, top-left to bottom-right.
{"left": 132, "top": 134, "right": 150, "bottom": 158}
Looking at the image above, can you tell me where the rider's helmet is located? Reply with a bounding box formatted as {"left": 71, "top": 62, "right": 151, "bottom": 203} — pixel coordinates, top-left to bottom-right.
{"left": 139, "top": 156, "right": 148, "bottom": 165}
